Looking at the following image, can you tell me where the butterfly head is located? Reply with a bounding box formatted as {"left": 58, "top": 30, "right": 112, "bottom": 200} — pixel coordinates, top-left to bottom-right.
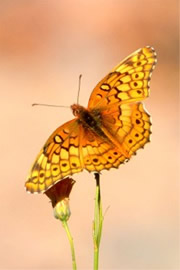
{"left": 71, "top": 104, "right": 85, "bottom": 117}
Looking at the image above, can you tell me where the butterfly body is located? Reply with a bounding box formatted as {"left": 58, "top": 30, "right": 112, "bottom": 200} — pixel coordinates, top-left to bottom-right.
{"left": 26, "top": 46, "right": 157, "bottom": 193}
{"left": 71, "top": 104, "right": 109, "bottom": 142}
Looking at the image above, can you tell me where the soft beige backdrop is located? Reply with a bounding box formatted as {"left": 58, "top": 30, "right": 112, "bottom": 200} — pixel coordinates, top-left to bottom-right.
{"left": 0, "top": 0, "right": 179, "bottom": 269}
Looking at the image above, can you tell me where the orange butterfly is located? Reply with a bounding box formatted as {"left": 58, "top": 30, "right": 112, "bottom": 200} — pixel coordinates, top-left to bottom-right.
{"left": 26, "top": 46, "right": 157, "bottom": 193}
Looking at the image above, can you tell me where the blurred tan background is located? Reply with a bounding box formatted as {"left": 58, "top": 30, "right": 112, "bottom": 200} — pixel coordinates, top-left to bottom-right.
{"left": 0, "top": 0, "right": 179, "bottom": 269}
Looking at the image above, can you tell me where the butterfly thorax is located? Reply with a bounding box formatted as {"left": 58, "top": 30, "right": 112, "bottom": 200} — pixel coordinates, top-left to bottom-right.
{"left": 71, "top": 103, "right": 105, "bottom": 136}
{"left": 71, "top": 104, "right": 100, "bottom": 125}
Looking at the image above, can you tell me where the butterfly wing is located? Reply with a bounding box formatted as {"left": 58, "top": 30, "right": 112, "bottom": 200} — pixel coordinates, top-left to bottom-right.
{"left": 25, "top": 119, "right": 84, "bottom": 193}
{"left": 25, "top": 116, "right": 130, "bottom": 193}
{"left": 99, "top": 102, "right": 151, "bottom": 158}
{"left": 78, "top": 124, "right": 128, "bottom": 172}
{"left": 87, "top": 46, "right": 156, "bottom": 159}
{"left": 80, "top": 101, "right": 151, "bottom": 172}
{"left": 88, "top": 46, "right": 157, "bottom": 109}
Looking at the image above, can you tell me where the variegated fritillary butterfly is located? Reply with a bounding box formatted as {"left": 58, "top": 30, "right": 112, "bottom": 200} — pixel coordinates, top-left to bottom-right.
{"left": 26, "top": 46, "right": 157, "bottom": 193}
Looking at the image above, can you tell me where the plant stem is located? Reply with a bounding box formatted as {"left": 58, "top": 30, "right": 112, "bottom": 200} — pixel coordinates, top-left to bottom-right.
{"left": 93, "top": 173, "right": 103, "bottom": 270}
{"left": 62, "top": 220, "right": 77, "bottom": 270}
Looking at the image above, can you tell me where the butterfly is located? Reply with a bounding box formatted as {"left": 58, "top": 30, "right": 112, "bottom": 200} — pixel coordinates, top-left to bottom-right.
{"left": 25, "top": 46, "right": 157, "bottom": 193}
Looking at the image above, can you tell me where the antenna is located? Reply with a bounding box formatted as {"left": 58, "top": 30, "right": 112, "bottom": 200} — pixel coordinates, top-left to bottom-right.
{"left": 77, "top": 74, "right": 82, "bottom": 104}
{"left": 32, "top": 103, "right": 69, "bottom": 108}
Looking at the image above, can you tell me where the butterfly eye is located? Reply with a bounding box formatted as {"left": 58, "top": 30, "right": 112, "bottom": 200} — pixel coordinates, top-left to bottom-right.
{"left": 71, "top": 104, "right": 81, "bottom": 116}
{"left": 76, "top": 109, "right": 79, "bottom": 114}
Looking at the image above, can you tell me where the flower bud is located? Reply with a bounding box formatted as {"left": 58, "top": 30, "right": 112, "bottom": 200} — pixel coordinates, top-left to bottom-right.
{"left": 53, "top": 198, "right": 71, "bottom": 221}
{"left": 44, "top": 177, "right": 75, "bottom": 221}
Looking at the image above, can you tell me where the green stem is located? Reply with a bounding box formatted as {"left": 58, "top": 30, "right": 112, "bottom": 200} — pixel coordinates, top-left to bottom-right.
{"left": 62, "top": 220, "right": 77, "bottom": 270}
{"left": 93, "top": 173, "right": 103, "bottom": 270}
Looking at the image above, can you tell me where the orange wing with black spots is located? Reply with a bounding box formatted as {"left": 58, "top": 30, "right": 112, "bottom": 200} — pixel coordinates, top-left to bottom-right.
{"left": 79, "top": 125, "right": 127, "bottom": 172}
{"left": 100, "top": 102, "right": 151, "bottom": 157}
{"left": 88, "top": 46, "right": 157, "bottom": 109}
{"left": 26, "top": 119, "right": 83, "bottom": 193}
{"left": 25, "top": 117, "right": 127, "bottom": 193}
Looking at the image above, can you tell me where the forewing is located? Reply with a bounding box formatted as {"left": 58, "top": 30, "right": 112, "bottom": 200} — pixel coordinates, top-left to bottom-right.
{"left": 25, "top": 119, "right": 83, "bottom": 193}
{"left": 88, "top": 46, "right": 157, "bottom": 109}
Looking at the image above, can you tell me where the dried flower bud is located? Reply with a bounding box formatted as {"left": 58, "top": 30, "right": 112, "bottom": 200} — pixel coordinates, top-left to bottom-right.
{"left": 44, "top": 178, "right": 75, "bottom": 221}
